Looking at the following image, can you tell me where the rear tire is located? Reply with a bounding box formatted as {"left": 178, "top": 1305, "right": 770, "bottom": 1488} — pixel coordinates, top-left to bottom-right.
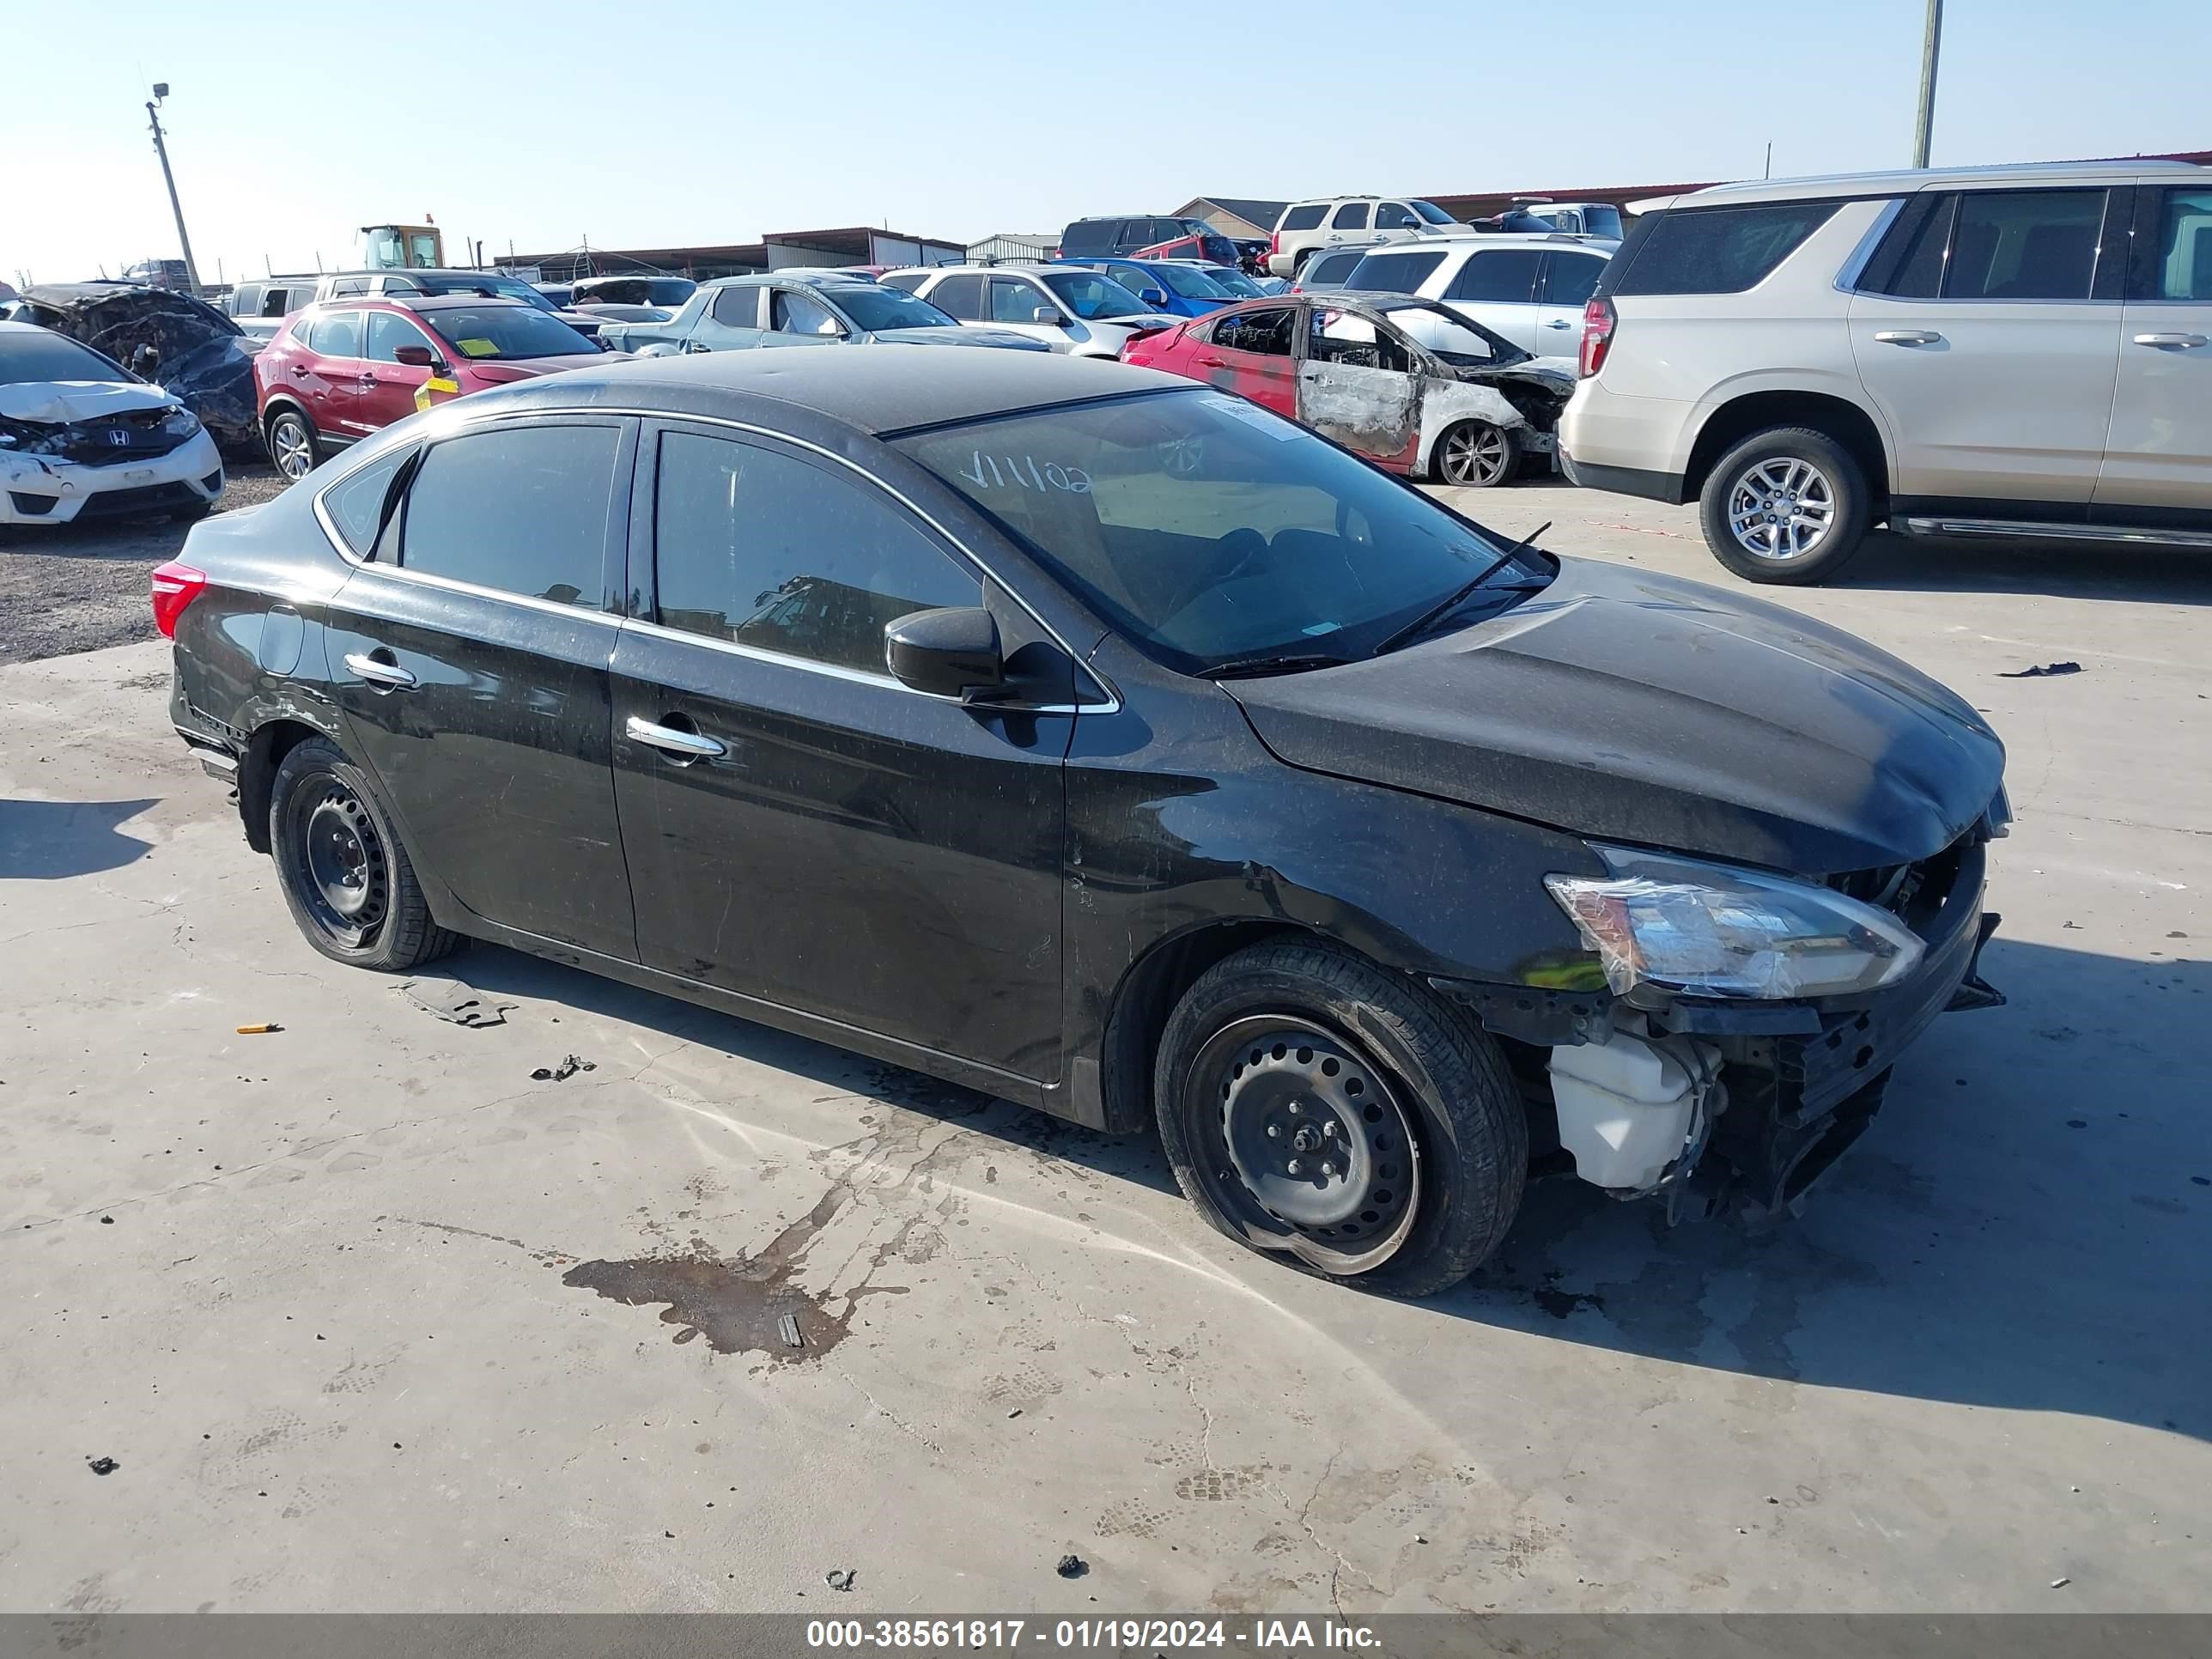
{"left": 269, "top": 738, "right": 459, "bottom": 971}
{"left": 264, "top": 407, "right": 322, "bottom": 482}
{"left": 1434, "top": 420, "right": 1522, "bottom": 488}
{"left": 1154, "top": 940, "right": 1527, "bottom": 1297}
{"left": 1698, "top": 426, "right": 1871, "bottom": 585}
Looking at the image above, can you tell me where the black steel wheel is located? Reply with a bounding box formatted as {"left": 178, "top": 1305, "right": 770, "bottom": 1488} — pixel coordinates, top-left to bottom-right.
{"left": 269, "top": 737, "right": 459, "bottom": 970}
{"left": 1155, "top": 940, "right": 1528, "bottom": 1297}
{"left": 1435, "top": 420, "right": 1521, "bottom": 488}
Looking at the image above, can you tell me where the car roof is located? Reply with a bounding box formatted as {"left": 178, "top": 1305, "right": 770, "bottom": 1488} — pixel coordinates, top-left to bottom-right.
{"left": 458, "top": 343, "right": 1193, "bottom": 436}
{"left": 1638, "top": 158, "right": 2206, "bottom": 212}
{"left": 701, "top": 270, "right": 881, "bottom": 289}
{"left": 302, "top": 294, "right": 532, "bottom": 314}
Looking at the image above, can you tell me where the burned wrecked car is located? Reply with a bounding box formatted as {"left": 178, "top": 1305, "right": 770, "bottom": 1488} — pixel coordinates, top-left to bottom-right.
{"left": 2, "top": 321, "right": 226, "bottom": 526}
{"left": 1123, "top": 292, "right": 1572, "bottom": 486}
{"left": 2, "top": 283, "right": 258, "bottom": 451}
{"left": 158, "top": 350, "right": 2005, "bottom": 1297}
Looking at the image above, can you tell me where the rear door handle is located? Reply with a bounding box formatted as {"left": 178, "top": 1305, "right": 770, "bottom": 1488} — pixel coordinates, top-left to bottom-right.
{"left": 1193, "top": 354, "right": 1226, "bottom": 368}
{"left": 343, "top": 652, "right": 417, "bottom": 690}
{"left": 1873, "top": 330, "right": 1943, "bottom": 345}
{"left": 290, "top": 365, "right": 311, "bottom": 378}
{"left": 625, "top": 715, "right": 726, "bottom": 761}
{"left": 1543, "top": 318, "right": 1574, "bottom": 329}
{"left": 2132, "top": 331, "right": 2209, "bottom": 348}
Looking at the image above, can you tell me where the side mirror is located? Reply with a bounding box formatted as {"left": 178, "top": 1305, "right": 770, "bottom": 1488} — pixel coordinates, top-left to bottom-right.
{"left": 392, "top": 343, "right": 440, "bottom": 369}
{"left": 1139, "top": 288, "right": 1169, "bottom": 308}
{"left": 131, "top": 343, "right": 161, "bottom": 377}
{"left": 1030, "top": 306, "right": 1060, "bottom": 325}
{"left": 884, "top": 606, "right": 1004, "bottom": 701}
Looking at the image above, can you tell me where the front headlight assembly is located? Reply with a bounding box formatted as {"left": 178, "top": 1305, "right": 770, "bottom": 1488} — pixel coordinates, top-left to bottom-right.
{"left": 1545, "top": 846, "right": 1925, "bottom": 1001}
{"left": 160, "top": 405, "right": 202, "bottom": 437}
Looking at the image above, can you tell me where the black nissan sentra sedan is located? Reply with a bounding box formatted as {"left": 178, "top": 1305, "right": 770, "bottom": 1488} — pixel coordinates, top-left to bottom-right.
{"left": 158, "top": 349, "right": 2008, "bottom": 1297}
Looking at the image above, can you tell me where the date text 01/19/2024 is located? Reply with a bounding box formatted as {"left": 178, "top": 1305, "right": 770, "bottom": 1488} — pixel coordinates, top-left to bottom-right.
{"left": 803, "top": 1619, "right": 1385, "bottom": 1650}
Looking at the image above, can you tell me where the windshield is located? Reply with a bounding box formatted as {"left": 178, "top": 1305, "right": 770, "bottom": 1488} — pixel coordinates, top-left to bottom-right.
{"left": 1040, "top": 269, "right": 1151, "bottom": 319}
{"left": 1413, "top": 200, "right": 1457, "bottom": 226}
{"left": 413, "top": 274, "right": 560, "bottom": 312}
{"left": 893, "top": 390, "right": 1550, "bottom": 676}
{"left": 1203, "top": 266, "right": 1265, "bottom": 298}
{"left": 1374, "top": 300, "right": 1530, "bottom": 367}
{"left": 420, "top": 306, "right": 597, "bottom": 361}
{"left": 830, "top": 286, "right": 960, "bottom": 332}
{"left": 0, "top": 331, "right": 132, "bottom": 386}
{"left": 1146, "top": 264, "right": 1229, "bottom": 300}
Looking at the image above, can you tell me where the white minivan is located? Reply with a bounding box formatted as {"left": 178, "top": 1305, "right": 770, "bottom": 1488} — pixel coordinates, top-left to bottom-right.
{"left": 1340, "top": 234, "right": 1614, "bottom": 357}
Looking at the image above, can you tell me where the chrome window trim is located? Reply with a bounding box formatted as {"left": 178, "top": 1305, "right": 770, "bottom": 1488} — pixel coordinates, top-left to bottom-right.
{"left": 310, "top": 403, "right": 1121, "bottom": 714}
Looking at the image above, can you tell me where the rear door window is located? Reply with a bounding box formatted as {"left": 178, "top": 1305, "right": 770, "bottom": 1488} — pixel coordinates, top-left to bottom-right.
{"left": 1941, "top": 189, "right": 2106, "bottom": 301}
{"left": 1345, "top": 250, "right": 1447, "bottom": 293}
{"left": 1211, "top": 307, "right": 1295, "bottom": 356}
{"left": 929, "top": 274, "right": 985, "bottom": 319}
{"left": 2148, "top": 186, "right": 2212, "bottom": 300}
{"left": 307, "top": 311, "right": 365, "bottom": 357}
{"left": 398, "top": 423, "right": 623, "bottom": 608}
{"left": 710, "top": 286, "right": 762, "bottom": 327}
{"left": 1280, "top": 204, "right": 1327, "bottom": 233}
{"left": 1608, "top": 201, "right": 1839, "bottom": 295}
{"left": 1445, "top": 249, "right": 1542, "bottom": 303}
{"left": 652, "top": 430, "right": 981, "bottom": 676}
{"left": 1331, "top": 203, "right": 1370, "bottom": 230}
{"left": 1538, "top": 252, "right": 1607, "bottom": 306}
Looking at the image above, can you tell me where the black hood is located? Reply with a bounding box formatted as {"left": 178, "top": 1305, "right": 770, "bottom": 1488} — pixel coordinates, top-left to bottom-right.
{"left": 1224, "top": 557, "right": 2004, "bottom": 876}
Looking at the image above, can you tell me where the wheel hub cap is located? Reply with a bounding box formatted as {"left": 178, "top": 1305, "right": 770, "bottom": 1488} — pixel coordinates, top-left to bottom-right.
{"left": 1217, "top": 1028, "right": 1416, "bottom": 1245}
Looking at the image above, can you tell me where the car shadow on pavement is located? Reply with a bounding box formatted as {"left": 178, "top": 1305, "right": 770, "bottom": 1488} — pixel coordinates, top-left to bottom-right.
{"left": 0, "top": 797, "right": 160, "bottom": 878}
{"left": 434, "top": 945, "right": 1182, "bottom": 1198}
{"left": 430, "top": 935, "right": 2207, "bottom": 1437}
{"left": 1448, "top": 935, "right": 2212, "bottom": 1442}
{"left": 1832, "top": 529, "right": 2212, "bottom": 605}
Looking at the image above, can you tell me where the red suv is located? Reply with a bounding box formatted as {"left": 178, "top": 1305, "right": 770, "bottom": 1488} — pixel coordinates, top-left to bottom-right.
{"left": 253, "top": 295, "right": 611, "bottom": 479}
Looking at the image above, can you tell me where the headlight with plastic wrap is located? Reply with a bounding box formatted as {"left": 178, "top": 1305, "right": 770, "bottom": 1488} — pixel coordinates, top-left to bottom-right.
{"left": 160, "top": 405, "right": 202, "bottom": 437}
{"left": 1545, "top": 846, "right": 1925, "bottom": 1000}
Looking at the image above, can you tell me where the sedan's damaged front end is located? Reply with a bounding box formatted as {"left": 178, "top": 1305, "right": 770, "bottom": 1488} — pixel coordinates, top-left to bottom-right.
{"left": 1437, "top": 796, "right": 2008, "bottom": 1222}
{"left": 0, "top": 388, "right": 225, "bottom": 526}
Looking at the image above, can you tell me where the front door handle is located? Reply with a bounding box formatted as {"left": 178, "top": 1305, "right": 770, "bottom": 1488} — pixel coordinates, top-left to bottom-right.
{"left": 1873, "top": 330, "right": 1943, "bottom": 345}
{"left": 343, "top": 652, "right": 417, "bottom": 690}
{"left": 2132, "top": 331, "right": 2209, "bottom": 349}
{"left": 626, "top": 715, "right": 726, "bottom": 761}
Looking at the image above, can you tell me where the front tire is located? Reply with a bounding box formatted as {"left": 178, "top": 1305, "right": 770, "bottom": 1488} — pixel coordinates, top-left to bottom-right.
{"left": 1434, "top": 420, "right": 1521, "bottom": 488}
{"left": 269, "top": 738, "right": 459, "bottom": 970}
{"left": 264, "top": 407, "right": 322, "bottom": 482}
{"left": 1154, "top": 941, "right": 1527, "bottom": 1297}
{"left": 1698, "top": 426, "right": 1871, "bottom": 585}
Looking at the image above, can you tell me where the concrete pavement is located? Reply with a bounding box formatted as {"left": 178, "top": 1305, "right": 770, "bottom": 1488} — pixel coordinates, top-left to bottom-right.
{"left": 1, "top": 491, "right": 2206, "bottom": 1613}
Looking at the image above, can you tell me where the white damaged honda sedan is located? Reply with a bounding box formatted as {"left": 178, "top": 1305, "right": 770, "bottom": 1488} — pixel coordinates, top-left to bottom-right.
{"left": 0, "top": 320, "right": 225, "bottom": 527}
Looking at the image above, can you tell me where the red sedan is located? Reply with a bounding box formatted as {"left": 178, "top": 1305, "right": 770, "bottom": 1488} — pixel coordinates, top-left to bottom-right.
{"left": 253, "top": 295, "right": 611, "bottom": 479}
{"left": 1121, "top": 292, "right": 1573, "bottom": 487}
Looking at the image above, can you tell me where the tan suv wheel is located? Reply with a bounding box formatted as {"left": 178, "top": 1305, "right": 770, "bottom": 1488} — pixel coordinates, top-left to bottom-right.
{"left": 1699, "top": 427, "right": 1871, "bottom": 586}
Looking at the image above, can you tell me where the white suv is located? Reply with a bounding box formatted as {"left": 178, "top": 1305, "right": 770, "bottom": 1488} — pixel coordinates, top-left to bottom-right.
{"left": 1340, "top": 234, "right": 1615, "bottom": 358}
{"left": 1559, "top": 161, "right": 2212, "bottom": 583}
{"left": 1267, "top": 197, "right": 1459, "bottom": 279}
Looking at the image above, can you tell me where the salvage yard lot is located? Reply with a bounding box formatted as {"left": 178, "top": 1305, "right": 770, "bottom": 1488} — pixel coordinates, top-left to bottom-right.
{"left": 1, "top": 484, "right": 2207, "bottom": 1613}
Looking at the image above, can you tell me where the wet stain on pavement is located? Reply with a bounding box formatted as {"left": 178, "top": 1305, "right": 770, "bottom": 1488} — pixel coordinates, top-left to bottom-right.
{"left": 562, "top": 1188, "right": 908, "bottom": 1362}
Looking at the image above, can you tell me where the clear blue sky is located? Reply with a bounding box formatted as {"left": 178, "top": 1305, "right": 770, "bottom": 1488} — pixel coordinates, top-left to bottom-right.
{"left": 6, "top": 0, "right": 2207, "bottom": 286}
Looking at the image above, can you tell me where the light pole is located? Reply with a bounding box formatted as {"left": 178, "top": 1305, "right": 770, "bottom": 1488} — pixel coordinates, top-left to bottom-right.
{"left": 145, "top": 82, "right": 204, "bottom": 295}
{"left": 1911, "top": 0, "right": 1943, "bottom": 168}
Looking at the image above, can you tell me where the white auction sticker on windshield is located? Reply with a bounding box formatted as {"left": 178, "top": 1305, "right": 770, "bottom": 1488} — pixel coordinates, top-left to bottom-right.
{"left": 1200, "top": 393, "right": 1301, "bottom": 440}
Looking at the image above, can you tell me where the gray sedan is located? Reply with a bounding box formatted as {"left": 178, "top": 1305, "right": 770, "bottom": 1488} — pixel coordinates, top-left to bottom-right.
{"left": 595, "top": 272, "right": 1049, "bottom": 357}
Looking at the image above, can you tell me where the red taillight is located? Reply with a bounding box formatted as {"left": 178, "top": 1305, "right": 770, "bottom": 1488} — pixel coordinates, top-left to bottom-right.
{"left": 1578, "top": 297, "right": 1615, "bottom": 379}
{"left": 1269, "top": 230, "right": 1281, "bottom": 258}
{"left": 151, "top": 561, "right": 207, "bottom": 639}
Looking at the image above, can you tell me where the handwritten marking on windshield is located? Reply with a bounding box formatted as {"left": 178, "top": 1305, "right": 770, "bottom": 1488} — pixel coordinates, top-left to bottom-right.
{"left": 957, "top": 452, "right": 1091, "bottom": 494}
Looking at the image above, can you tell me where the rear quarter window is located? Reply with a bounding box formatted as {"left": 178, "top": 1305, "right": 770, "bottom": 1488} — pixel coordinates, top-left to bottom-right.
{"left": 1280, "top": 204, "right": 1328, "bottom": 233}
{"left": 1607, "top": 201, "right": 1840, "bottom": 296}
